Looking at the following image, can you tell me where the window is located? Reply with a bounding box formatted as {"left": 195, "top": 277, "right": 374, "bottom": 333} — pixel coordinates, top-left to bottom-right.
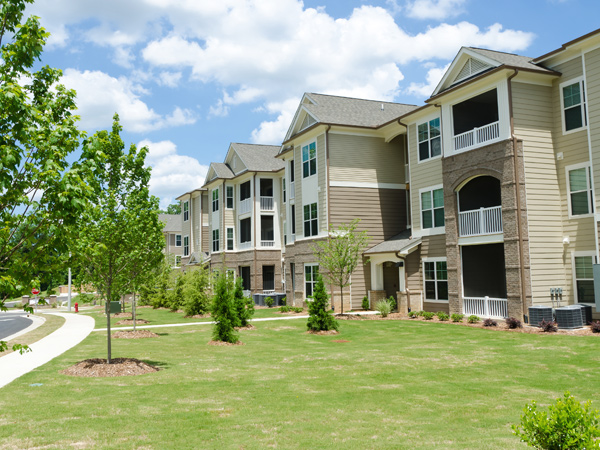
{"left": 240, "top": 218, "right": 251, "bottom": 244}
{"left": 226, "top": 227, "right": 234, "bottom": 250}
{"left": 226, "top": 186, "right": 234, "bottom": 209}
{"left": 212, "top": 189, "right": 219, "bottom": 212}
{"left": 421, "top": 188, "right": 444, "bottom": 229}
{"left": 291, "top": 204, "right": 296, "bottom": 234}
{"left": 574, "top": 254, "right": 595, "bottom": 303}
{"left": 240, "top": 181, "right": 251, "bottom": 201}
{"left": 418, "top": 117, "right": 441, "bottom": 161}
{"left": 261, "top": 215, "right": 274, "bottom": 244}
{"left": 240, "top": 266, "right": 251, "bottom": 290}
{"left": 183, "top": 201, "right": 189, "bottom": 221}
{"left": 303, "top": 202, "right": 318, "bottom": 237}
{"left": 305, "top": 264, "right": 319, "bottom": 298}
{"left": 568, "top": 164, "right": 593, "bottom": 216}
{"left": 290, "top": 160, "right": 295, "bottom": 182}
{"left": 302, "top": 142, "right": 317, "bottom": 178}
{"left": 561, "top": 78, "right": 587, "bottom": 132}
{"left": 424, "top": 260, "right": 448, "bottom": 301}
{"left": 175, "top": 234, "right": 182, "bottom": 247}
{"left": 263, "top": 265, "right": 275, "bottom": 291}
{"left": 212, "top": 229, "right": 219, "bottom": 252}
{"left": 183, "top": 235, "right": 189, "bottom": 257}
{"left": 282, "top": 177, "right": 286, "bottom": 203}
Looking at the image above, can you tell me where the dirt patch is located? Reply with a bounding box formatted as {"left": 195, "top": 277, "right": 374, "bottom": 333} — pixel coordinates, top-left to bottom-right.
{"left": 307, "top": 329, "right": 339, "bottom": 335}
{"left": 116, "top": 319, "right": 150, "bottom": 325}
{"left": 61, "top": 358, "right": 159, "bottom": 377}
{"left": 207, "top": 340, "right": 245, "bottom": 346}
{"left": 332, "top": 339, "right": 350, "bottom": 343}
{"left": 113, "top": 330, "right": 159, "bottom": 339}
{"left": 112, "top": 312, "right": 132, "bottom": 318}
{"left": 234, "top": 324, "right": 256, "bottom": 331}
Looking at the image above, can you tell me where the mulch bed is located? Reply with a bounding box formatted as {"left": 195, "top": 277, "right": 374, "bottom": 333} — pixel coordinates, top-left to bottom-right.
{"left": 113, "top": 330, "right": 159, "bottom": 339}
{"left": 112, "top": 312, "right": 132, "bottom": 318}
{"left": 307, "top": 329, "right": 339, "bottom": 335}
{"left": 234, "top": 324, "right": 256, "bottom": 331}
{"left": 208, "top": 340, "right": 245, "bottom": 346}
{"left": 116, "top": 319, "right": 149, "bottom": 325}
{"left": 185, "top": 314, "right": 211, "bottom": 319}
{"left": 61, "top": 358, "right": 160, "bottom": 377}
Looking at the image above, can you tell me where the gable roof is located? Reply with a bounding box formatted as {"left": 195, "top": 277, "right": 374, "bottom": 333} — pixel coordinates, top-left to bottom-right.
{"left": 283, "top": 93, "right": 418, "bottom": 143}
{"left": 229, "top": 143, "right": 284, "bottom": 172}
{"left": 158, "top": 214, "right": 181, "bottom": 233}
{"left": 533, "top": 27, "right": 600, "bottom": 63}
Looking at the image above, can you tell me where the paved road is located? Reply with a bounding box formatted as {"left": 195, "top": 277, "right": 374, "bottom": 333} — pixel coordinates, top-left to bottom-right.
{"left": 0, "top": 313, "right": 32, "bottom": 340}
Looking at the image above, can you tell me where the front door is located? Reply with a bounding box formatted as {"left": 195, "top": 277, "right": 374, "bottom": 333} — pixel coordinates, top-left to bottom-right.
{"left": 383, "top": 262, "right": 399, "bottom": 301}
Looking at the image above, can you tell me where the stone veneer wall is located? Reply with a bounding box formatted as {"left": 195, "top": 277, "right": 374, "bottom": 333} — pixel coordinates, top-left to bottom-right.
{"left": 283, "top": 238, "right": 326, "bottom": 307}
{"left": 210, "top": 249, "right": 283, "bottom": 294}
{"left": 442, "top": 139, "right": 531, "bottom": 319}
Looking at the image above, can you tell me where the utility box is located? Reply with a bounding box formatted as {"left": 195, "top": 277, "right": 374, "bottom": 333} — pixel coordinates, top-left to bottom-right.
{"left": 109, "top": 301, "right": 122, "bottom": 314}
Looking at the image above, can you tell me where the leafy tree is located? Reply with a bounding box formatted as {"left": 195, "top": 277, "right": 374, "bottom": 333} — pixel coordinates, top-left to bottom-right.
{"left": 182, "top": 267, "right": 211, "bottom": 317}
{"left": 211, "top": 271, "right": 238, "bottom": 343}
{"left": 74, "top": 115, "right": 165, "bottom": 363}
{"left": 307, "top": 275, "right": 338, "bottom": 332}
{"left": 232, "top": 276, "right": 254, "bottom": 327}
{"left": 0, "top": 0, "right": 87, "bottom": 352}
{"left": 311, "top": 219, "right": 369, "bottom": 314}
{"left": 163, "top": 203, "right": 181, "bottom": 215}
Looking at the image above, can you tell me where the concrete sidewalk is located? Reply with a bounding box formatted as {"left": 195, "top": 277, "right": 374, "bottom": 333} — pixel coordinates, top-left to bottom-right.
{"left": 0, "top": 312, "right": 95, "bottom": 389}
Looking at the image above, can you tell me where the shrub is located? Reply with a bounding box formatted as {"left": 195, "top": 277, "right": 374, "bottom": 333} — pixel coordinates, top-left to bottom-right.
{"left": 211, "top": 272, "right": 238, "bottom": 343}
{"left": 422, "top": 311, "right": 435, "bottom": 320}
{"left": 233, "top": 277, "right": 254, "bottom": 327}
{"left": 539, "top": 319, "right": 557, "bottom": 333}
{"left": 183, "top": 268, "right": 211, "bottom": 317}
{"left": 307, "top": 276, "right": 338, "bottom": 332}
{"left": 362, "top": 296, "right": 370, "bottom": 311}
{"left": 512, "top": 391, "right": 600, "bottom": 449}
{"left": 451, "top": 313, "right": 464, "bottom": 323}
{"left": 506, "top": 316, "right": 523, "bottom": 329}
{"left": 437, "top": 312, "right": 449, "bottom": 321}
{"left": 264, "top": 296, "right": 274, "bottom": 308}
{"left": 483, "top": 318, "right": 498, "bottom": 327}
{"left": 293, "top": 307, "right": 303, "bottom": 313}
{"left": 408, "top": 311, "right": 419, "bottom": 319}
{"left": 376, "top": 299, "right": 392, "bottom": 318}
{"left": 591, "top": 321, "right": 600, "bottom": 333}
{"left": 467, "top": 315, "right": 480, "bottom": 324}
{"left": 279, "top": 305, "right": 290, "bottom": 313}
{"left": 416, "top": 310, "right": 425, "bottom": 317}
{"left": 387, "top": 296, "right": 396, "bottom": 312}
{"left": 281, "top": 296, "right": 287, "bottom": 306}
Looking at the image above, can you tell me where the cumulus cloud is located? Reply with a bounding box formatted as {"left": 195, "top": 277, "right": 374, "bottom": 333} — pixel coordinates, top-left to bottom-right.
{"left": 60, "top": 69, "right": 196, "bottom": 133}
{"left": 139, "top": 139, "right": 208, "bottom": 209}
{"left": 406, "top": 63, "right": 451, "bottom": 98}
{"left": 405, "top": 0, "right": 466, "bottom": 20}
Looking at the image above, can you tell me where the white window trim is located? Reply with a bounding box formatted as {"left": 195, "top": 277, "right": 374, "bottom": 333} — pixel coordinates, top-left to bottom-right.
{"left": 416, "top": 115, "right": 442, "bottom": 164}
{"left": 301, "top": 140, "right": 317, "bottom": 179}
{"left": 183, "top": 235, "right": 189, "bottom": 257}
{"left": 226, "top": 226, "right": 234, "bottom": 251}
{"left": 303, "top": 200, "right": 319, "bottom": 238}
{"left": 304, "top": 263, "right": 319, "bottom": 299}
{"left": 422, "top": 257, "right": 448, "bottom": 303}
{"left": 175, "top": 234, "right": 182, "bottom": 247}
{"left": 566, "top": 162, "right": 594, "bottom": 219}
{"left": 212, "top": 188, "right": 219, "bottom": 212}
{"left": 418, "top": 184, "right": 445, "bottom": 232}
{"left": 571, "top": 251, "right": 596, "bottom": 304}
{"left": 183, "top": 200, "right": 189, "bottom": 222}
{"left": 212, "top": 229, "right": 220, "bottom": 253}
{"left": 225, "top": 185, "right": 234, "bottom": 210}
{"left": 560, "top": 76, "right": 587, "bottom": 135}
{"left": 282, "top": 177, "right": 286, "bottom": 203}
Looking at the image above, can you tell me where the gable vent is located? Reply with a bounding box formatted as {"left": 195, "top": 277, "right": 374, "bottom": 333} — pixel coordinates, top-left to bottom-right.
{"left": 300, "top": 114, "right": 316, "bottom": 130}
{"left": 455, "top": 58, "right": 493, "bottom": 83}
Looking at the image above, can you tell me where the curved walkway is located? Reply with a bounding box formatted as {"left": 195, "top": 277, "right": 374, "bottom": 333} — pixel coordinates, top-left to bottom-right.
{"left": 0, "top": 312, "right": 95, "bottom": 388}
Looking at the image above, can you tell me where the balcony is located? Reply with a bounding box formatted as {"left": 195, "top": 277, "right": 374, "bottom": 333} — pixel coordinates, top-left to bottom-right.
{"left": 239, "top": 198, "right": 251, "bottom": 215}
{"left": 458, "top": 206, "right": 502, "bottom": 237}
{"left": 261, "top": 240, "right": 275, "bottom": 247}
{"left": 454, "top": 121, "right": 499, "bottom": 152}
{"left": 238, "top": 241, "right": 252, "bottom": 251}
{"left": 290, "top": 181, "right": 295, "bottom": 200}
{"left": 260, "top": 196, "right": 274, "bottom": 211}
{"left": 463, "top": 296, "right": 508, "bottom": 318}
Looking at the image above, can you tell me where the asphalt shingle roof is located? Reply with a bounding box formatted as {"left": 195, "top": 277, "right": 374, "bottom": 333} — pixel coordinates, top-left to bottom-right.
{"left": 158, "top": 214, "right": 181, "bottom": 233}
{"left": 364, "top": 230, "right": 420, "bottom": 255}
{"left": 211, "top": 162, "right": 235, "bottom": 179}
{"left": 467, "top": 48, "right": 555, "bottom": 74}
{"left": 230, "top": 143, "right": 284, "bottom": 172}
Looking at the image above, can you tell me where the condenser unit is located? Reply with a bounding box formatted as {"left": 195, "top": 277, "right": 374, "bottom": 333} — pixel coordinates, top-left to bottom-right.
{"left": 528, "top": 305, "right": 553, "bottom": 326}
{"left": 555, "top": 305, "right": 584, "bottom": 329}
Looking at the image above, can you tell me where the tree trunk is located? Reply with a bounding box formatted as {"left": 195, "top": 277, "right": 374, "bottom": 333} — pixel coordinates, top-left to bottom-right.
{"left": 107, "top": 264, "right": 112, "bottom": 364}
{"left": 340, "top": 284, "right": 344, "bottom": 315}
{"left": 133, "top": 291, "right": 136, "bottom": 331}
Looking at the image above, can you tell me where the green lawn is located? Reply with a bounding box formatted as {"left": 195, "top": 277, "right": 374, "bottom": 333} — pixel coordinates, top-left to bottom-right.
{"left": 1, "top": 319, "right": 599, "bottom": 449}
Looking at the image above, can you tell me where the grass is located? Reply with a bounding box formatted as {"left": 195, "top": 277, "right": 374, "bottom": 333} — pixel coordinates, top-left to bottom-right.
{"left": 1, "top": 313, "right": 65, "bottom": 356}
{"left": 1, "top": 319, "right": 599, "bottom": 449}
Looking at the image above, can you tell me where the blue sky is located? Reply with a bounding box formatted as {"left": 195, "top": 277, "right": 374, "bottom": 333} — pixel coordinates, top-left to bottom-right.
{"left": 25, "top": 0, "right": 599, "bottom": 208}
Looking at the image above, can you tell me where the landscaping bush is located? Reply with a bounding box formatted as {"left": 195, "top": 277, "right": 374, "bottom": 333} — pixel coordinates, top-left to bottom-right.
{"left": 307, "top": 276, "right": 338, "bottom": 332}
{"left": 387, "top": 296, "right": 396, "bottom": 312}
{"left": 512, "top": 391, "right": 600, "bottom": 449}
{"left": 279, "top": 305, "right": 290, "bottom": 313}
{"left": 232, "top": 277, "right": 254, "bottom": 327}
{"left": 437, "top": 312, "right": 449, "bottom": 321}
{"left": 591, "top": 321, "right": 600, "bottom": 333}
{"left": 264, "top": 296, "right": 274, "bottom": 308}
{"left": 183, "top": 268, "right": 211, "bottom": 317}
{"left": 376, "top": 299, "right": 392, "bottom": 318}
{"left": 362, "top": 296, "right": 370, "bottom": 311}
{"left": 451, "top": 313, "right": 464, "bottom": 322}
{"left": 422, "top": 311, "right": 435, "bottom": 320}
{"left": 281, "top": 296, "right": 287, "bottom": 306}
{"left": 505, "top": 316, "right": 522, "bottom": 329}
{"left": 483, "top": 318, "right": 498, "bottom": 327}
{"left": 408, "top": 311, "right": 419, "bottom": 319}
{"left": 539, "top": 319, "right": 557, "bottom": 333}
{"left": 467, "top": 315, "right": 480, "bottom": 324}
{"left": 211, "top": 272, "right": 238, "bottom": 343}
{"left": 293, "top": 307, "right": 303, "bottom": 313}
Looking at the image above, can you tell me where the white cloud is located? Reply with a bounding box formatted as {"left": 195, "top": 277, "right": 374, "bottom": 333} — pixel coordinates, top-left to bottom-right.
{"left": 60, "top": 69, "right": 196, "bottom": 133}
{"left": 139, "top": 139, "right": 208, "bottom": 209}
{"left": 157, "top": 71, "right": 182, "bottom": 88}
{"left": 406, "top": 63, "right": 450, "bottom": 97}
{"left": 405, "top": 0, "right": 466, "bottom": 20}
{"left": 251, "top": 98, "right": 298, "bottom": 144}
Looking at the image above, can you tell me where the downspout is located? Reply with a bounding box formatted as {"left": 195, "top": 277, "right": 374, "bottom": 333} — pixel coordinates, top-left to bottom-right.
{"left": 253, "top": 173, "right": 257, "bottom": 293}
{"left": 396, "top": 119, "right": 411, "bottom": 308}
{"left": 325, "top": 125, "right": 332, "bottom": 230}
{"left": 395, "top": 251, "right": 410, "bottom": 309}
{"left": 507, "top": 68, "right": 529, "bottom": 319}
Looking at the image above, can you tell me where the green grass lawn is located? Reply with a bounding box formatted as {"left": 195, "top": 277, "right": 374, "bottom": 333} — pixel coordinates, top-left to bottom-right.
{"left": 1, "top": 319, "right": 599, "bottom": 449}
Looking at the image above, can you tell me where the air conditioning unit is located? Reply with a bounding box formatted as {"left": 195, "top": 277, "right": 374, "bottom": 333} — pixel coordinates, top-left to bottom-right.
{"left": 579, "top": 304, "right": 593, "bottom": 325}
{"left": 555, "top": 305, "right": 584, "bottom": 329}
{"left": 529, "top": 305, "right": 553, "bottom": 326}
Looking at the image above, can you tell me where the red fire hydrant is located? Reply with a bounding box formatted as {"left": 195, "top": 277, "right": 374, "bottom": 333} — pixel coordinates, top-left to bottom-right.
{"left": 74, "top": 302, "right": 79, "bottom": 313}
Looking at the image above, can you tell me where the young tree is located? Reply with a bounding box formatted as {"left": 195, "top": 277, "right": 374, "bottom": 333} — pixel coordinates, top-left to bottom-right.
{"left": 311, "top": 219, "right": 369, "bottom": 314}
{"left": 211, "top": 272, "right": 238, "bottom": 343}
{"left": 74, "top": 115, "right": 165, "bottom": 363}
{"left": 0, "top": 0, "right": 87, "bottom": 352}
{"left": 307, "top": 275, "right": 338, "bottom": 332}
{"left": 232, "top": 276, "right": 254, "bottom": 327}
{"left": 182, "top": 267, "right": 211, "bottom": 317}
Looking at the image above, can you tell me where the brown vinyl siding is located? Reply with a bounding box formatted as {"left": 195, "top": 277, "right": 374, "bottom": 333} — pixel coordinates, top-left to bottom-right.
{"left": 317, "top": 133, "right": 327, "bottom": 231}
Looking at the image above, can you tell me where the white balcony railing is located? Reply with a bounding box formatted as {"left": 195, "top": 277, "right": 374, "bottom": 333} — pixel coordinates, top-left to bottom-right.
{"left": 260, "top": 196, "right": 274, "bottom": 211}
{"left": 239, "top": 198, "right": 251, "bottom": 215}
{"left": 290, "top": 182, "right": 295, "bottom": 200}
{"left": 453, "top": 121, "right": 500, "bottom": 152}
{"left": 261, "top": 240, "right": 275, "bottom": 247}
{"left": 238, "top": 241, "right": 252, "bottom": 251}
{"left": 463, "top": 296, "right": 508, "bottom": 318}
{"left": 458, "top": 206, "right": 502, "bottom": 237}
{"left": 288, "top": 234, "right": 295, "bottom": 245}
